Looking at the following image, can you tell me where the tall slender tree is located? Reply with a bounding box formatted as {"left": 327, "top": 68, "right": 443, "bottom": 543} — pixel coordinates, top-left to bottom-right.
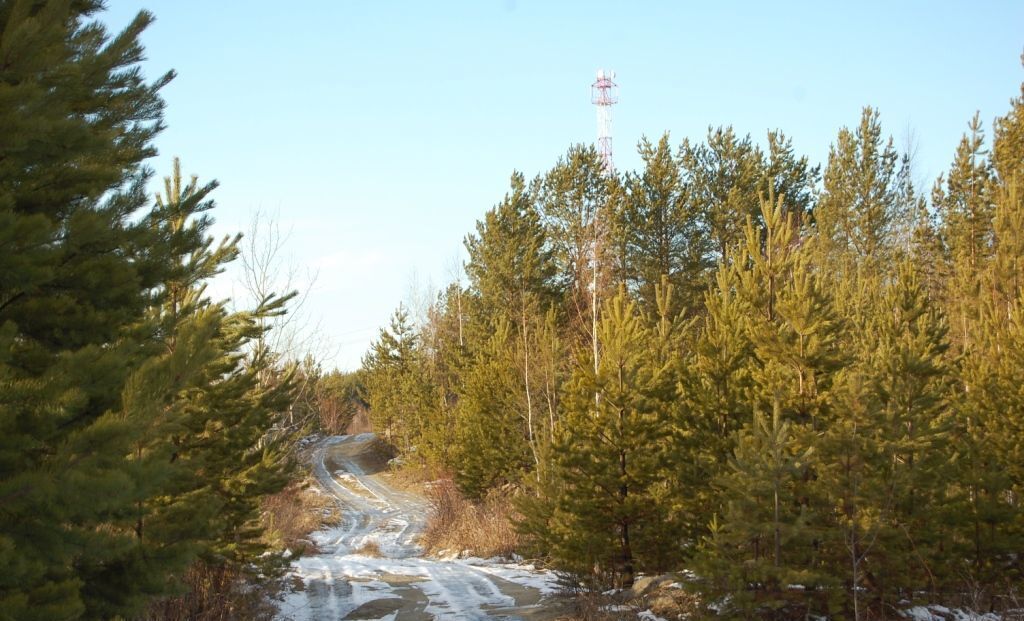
{"left": 529, "top": 292, "right": 676, "bottom": 587}
{"left": 616, "top": 134, "right": 707, "bottom": 314}
{"left": 814, "top": 107, "right": 901, "bottom": 270}
{"left": 680, "top": 126, "right": 765, "bottom": 262}
{"left": 0, "top": 4, "right": 175, "bottom": 617}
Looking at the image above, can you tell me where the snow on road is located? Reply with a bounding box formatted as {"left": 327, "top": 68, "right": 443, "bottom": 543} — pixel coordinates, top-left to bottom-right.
{"left": 277, "top": 435, "right": 562, "bottom": 620}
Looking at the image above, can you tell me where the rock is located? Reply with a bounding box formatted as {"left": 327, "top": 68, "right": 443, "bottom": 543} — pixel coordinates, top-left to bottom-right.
{"left": 631, "top": 574, "right": 673, "bottom": 596}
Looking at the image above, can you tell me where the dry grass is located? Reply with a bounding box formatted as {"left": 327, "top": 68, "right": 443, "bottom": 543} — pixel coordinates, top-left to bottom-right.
{"left": 354, "top": 540, "right": 382, "bottom": 557}
{"left": 260, "top": 477, "right": 340, "bottom": 554}
{"left": 549, "top": 579, "right": 700, "bottom": 621}
{"left": 146, "top": 456, "right": 341, "bottom": 619}
{"left": 646, "top": 585, "right": 702, "bottom": 620}
{"left": 143, "top": 562, "right": 279, "bottom": 621}
{"left": 385, "top": 458, "right": 438, "bottom": 492}
{"left": 420, "top": 478, "right": 520, "bottom": 559}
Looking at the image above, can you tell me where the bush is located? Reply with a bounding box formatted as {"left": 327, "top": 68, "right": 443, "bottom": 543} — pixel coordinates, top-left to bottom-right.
{"left": 420, "top": 479, "right": 520, "bottom": 559}
{"left": 142, "top": 562, "right": 279, "bottom": 621}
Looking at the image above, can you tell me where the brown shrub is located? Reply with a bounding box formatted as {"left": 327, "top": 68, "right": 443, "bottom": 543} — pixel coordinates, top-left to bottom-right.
{"left": 420, "top": 479, "right": 520, "bottom": 559}
{"left": 355, "top": 540, "right": 382, "bottom": 557}
{"left": 142, "top": 562, "right": 279, "bottom": 621}
{"left": 260, "top": 477, "right": 339, "bottom": 553}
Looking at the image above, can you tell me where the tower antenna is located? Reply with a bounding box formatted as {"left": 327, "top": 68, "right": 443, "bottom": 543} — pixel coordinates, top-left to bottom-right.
{"left": 592, "top": 69, "right": 619, "bottom": 175}
{"left": 589, "top": 69, "right": 618, "bottom": 382}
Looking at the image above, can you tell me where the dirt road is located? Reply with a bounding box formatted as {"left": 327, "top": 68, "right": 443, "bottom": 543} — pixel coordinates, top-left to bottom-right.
{"left": 276, "top": 434, "right": 566, "bottom": 620}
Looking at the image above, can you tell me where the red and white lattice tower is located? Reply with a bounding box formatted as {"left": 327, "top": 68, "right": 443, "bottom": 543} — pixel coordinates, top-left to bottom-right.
{"left": 588, "top": 69, "right": 618, "bottom": 379}
{"left": 591, "top": 69, "right": 619, "bottom": 176}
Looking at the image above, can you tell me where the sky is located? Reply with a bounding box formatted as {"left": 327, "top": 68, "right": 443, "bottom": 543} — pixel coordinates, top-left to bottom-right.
{"left": 99, "top": 1, "right": 1024, "bottom": 371}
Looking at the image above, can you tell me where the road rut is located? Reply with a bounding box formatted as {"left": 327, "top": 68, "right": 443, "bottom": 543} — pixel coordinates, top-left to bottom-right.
{"left": 277, "top": 434, "right": 564, "bottom": 620}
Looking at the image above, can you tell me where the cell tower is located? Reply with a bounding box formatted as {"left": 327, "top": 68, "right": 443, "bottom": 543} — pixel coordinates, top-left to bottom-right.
{"left": 589, "top": 69, "right": 618, "bottom": 381}
{"left": 591, "top": 69, "right": 619, "bottom": 175}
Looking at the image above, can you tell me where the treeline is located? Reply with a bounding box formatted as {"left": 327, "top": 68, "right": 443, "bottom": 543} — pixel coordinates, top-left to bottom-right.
{"left": 1, "top": 4, "right": 306, "bottom": 620}
{"left": 362, "top": 63, "right": 1024, "bottom": 617}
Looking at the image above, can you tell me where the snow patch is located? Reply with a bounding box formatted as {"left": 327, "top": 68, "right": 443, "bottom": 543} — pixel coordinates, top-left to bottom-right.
{"left": 900, "top": 605, "right": 1002, "bottom": 621}
{"left": 277, "top": 435, "right": 560, "bottom": 620}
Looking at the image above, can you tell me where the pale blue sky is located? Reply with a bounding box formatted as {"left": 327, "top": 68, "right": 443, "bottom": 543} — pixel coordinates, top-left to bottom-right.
{"left": 101, "top": 1, "right": 1024, "bottom": 370}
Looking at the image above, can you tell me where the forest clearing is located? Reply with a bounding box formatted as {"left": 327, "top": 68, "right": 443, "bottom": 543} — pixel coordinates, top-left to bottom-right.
{"left": 4, "top": 2, "right": 1024, "bottom": 620}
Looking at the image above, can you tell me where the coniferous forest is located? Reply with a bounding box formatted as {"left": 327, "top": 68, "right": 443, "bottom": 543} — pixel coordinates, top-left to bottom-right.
{"left": 0, "top": 4, "right": 325, "bottom": 620}
{"left": 361, "top": 64, "right": 1024, "bottom": 619}
{"left": 4, "top": 2, "right": 1024, "bottom": 620}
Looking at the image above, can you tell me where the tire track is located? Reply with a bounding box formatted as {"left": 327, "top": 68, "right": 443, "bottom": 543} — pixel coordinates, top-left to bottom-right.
{"left": 277, "top": 435, "right": 561, "bottom": 620}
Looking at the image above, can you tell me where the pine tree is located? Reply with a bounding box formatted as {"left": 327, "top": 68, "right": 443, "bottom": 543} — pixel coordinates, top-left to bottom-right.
{"left": 935, "top": 114, "right": 994, "bottom": 273}
{"left": 680, "top": 126, "right": 765, "bottom": 262}
{"left": 695, "top": 402, "right": 823, "bottom": 618}
{"left": 417, "top": 283, "right": 468, "bottom": 469}
{"left": 953, "top": 179, "right": 1024, "bottom": 589}
{"left": 465, "top": 172, "right": 558, "bottom": 327}
{"left": 616, "top": 134, "right": 708, "bottom": 314}
{"left": 933, "top": 115, "right": 994, "bottom": 355}
{"left": 531, "top": 292, "right": 675, "bottom": 587}
{"left": 464, "top": 171, "right": 559, "bottom": 474}
{"left": 907, "top": 162, "right": 947, "bottom": 298}
{"left": 673, "top": 265, "right": 754, "bottom": 544}
{"left": 814, "top": 263, "right": 953, "bottom": 616}
{"left": 992, "top": 53, "right": 1024, "bottom": 186}
{"left": 362, "top": 306, "right": 432, "bottom": 452}
{"left": 0, "top": 4, "right": 176, "bottom": 617}
{"left": 990, "top": 161, "right": 1024, "bottom": 313}
{"left": 454, "top": 317, "right": 533, "bottom": 499}
{"left": 0, "top": 29, "right": 297, "bottom": 609}
{"left": 538, "top": 145, "right": 612, "bottom": 343}
{"left": 694, "top": 191, "right": 844, "bottom": 617}
{"left": 814, "top": 107, "right": 901, "bottom": 270}
{"left": 761, "top": 130, "right": 821, "bottom": 232}
{"left": 74, "top": 161, "right": 297, "bottom": 617}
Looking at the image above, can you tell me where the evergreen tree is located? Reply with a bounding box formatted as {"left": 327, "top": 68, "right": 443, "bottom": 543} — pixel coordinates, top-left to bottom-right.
{"left": 906, "top": 160, "right": 947, "bottom": 298}
{"left": 616, "top": 134, "right": 708, "bottom": 313}
{"left": 531, "top": 292, "right": 675, "bottom": 587}
{"left": 0, "top": 4, "right": 175, "bottom": 617}
{"left": 816, "top": 264, "right": 952, "bottom": 615}
{"left": 362, "top": 306, "right": 432, "bottom": 452}
{"left": 680, "top": 126, "right": 765, "bottom": 262}
{"left": 539, "top": 145, "right": 613, "bottom": 346}
{"left": 933, "top": 115, "right": 994, "bottom": 354}
{"left": 454, "top": 317, "right": 534, "bottom": 499}
{"left": 695, "top": 403, "right": 824, "bottom": 619}
{"left": 464, "top": 172, "right": 558, "bottom": 326}
{"left": 761, "top": 130, "right": 821, "bottom": 231}
{"left": 814, "top": 107, "right": 901, "bottom": 269}
{"left": 463, "top": 172, "right": 559, "bottom": 474}
{"left": 991, "top": 181, "right": 1024, "bottom": 312}
{"left": 953, "top": 179, "right": 1024, "bottom": 590}
{"left": 935, "top": 114, "right": 994, "bottom": 272}
{"left": 673, "top": 265, "right": 754, "bottom": 544}
{"left": 992, "top": 53, "right": 1024, "bottom": 186}
{"left": 694, "top": 192, "right": 844, "bottom": 617}
{"left": 417, "top": 283, "right": 468, "bottom": 469}
{"left": 85, "top": 161, "right": 297, "bottom": 617}
{"left": 0, "top": 30, "right": 297, "bottom": 609}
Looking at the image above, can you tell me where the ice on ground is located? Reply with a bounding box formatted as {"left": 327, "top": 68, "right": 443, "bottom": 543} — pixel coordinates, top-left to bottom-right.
{"left": 459, "top": 557, "right": 561, "bottom": 595}
{"left": 276, "top": 434, "right": 561, "bottom": 620}
{"left": 900, "top": 605, "right": 1001, "bottom": 621}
